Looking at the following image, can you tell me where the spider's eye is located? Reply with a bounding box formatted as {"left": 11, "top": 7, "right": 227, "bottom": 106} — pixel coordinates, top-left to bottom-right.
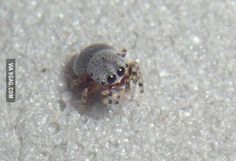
{"left": 107, "top": 74, "right": 116, "bottom": 84}
{"left": 117, "top": 67, "right": 125, "bottom": 77}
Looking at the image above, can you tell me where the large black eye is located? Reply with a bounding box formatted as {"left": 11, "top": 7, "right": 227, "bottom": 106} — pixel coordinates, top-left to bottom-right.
{"left": 107, "top": 74, "right": 116, "bottom": 84}
{"left": 117, "top": 67, "right": 125, "bottom": 77}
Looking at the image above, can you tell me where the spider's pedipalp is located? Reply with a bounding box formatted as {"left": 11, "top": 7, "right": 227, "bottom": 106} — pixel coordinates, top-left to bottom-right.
{"left": 101, "top": 88, "right": 124, "bottom": 105}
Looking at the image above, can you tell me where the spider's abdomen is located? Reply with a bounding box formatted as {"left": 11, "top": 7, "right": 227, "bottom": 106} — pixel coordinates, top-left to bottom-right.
{"left": 73, "top": 44, "right": 115, "bottom": 77}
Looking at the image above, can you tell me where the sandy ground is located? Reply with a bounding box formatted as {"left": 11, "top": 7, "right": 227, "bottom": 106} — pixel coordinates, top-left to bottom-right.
{"left": 1, "top": 0, "right": 236, "bottom": 161}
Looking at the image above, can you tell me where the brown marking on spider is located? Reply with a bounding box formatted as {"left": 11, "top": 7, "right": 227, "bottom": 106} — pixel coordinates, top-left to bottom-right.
{"left": 72, "top": 44, "right": 144, "bottom": 108}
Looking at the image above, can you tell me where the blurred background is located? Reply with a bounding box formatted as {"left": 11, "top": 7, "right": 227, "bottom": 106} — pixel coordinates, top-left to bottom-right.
{"left": 1, "top": 0, "right": 236, "bottom": 161}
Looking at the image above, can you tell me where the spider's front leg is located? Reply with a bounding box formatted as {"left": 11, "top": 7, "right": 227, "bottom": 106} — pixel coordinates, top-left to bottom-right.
{"left": 101, "top": 87, "right": 125, "bottom": 105}
{"left": 80, "top": 83, "right": 100, "bottom": 108}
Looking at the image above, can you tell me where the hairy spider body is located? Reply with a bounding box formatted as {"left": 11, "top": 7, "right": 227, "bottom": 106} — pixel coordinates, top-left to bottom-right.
{"left": 72, "top": 44, "right": 144, "bottom": 106}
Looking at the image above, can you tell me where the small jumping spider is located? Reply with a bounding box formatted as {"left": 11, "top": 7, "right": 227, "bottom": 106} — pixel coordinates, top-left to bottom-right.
{"left": 72, "top": 44, "right": 144, "bottom": 106}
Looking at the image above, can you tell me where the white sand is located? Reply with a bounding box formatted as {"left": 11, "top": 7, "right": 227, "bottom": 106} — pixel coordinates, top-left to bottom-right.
{"left": 0, "top": 0, "right": 236, "bottom": 160}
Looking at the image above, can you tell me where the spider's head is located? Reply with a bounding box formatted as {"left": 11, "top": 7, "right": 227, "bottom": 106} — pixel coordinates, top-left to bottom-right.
{"left": 87, "top": 51, "right": 128, "bottom": 86}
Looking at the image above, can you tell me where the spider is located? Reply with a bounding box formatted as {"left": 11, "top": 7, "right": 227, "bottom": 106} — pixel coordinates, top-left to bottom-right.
{"left": 72, "top": 43, "right": 144, "bottom": 107}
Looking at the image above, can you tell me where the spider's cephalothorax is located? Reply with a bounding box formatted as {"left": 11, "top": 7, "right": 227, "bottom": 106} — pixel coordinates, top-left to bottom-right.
{"left": 72, "top": 44, "right": 144, "bottom": 106}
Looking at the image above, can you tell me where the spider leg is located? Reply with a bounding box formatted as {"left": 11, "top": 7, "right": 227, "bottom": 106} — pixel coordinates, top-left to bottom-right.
{"left": 80, "top": 88, "right": 88, "bottom": 107}
{"left": 80, "top": 84, "right": 100, "bottom": 108}
{"left": 118, "top": 48, "right": 127, "bottom": 57}
{"left": 101, "top": 88, "right": 125, "bottom": 105}
{"left": 69, "top": 75, "right": 87, "bottom": 89}
{"left": 121, "top": 48, "right": 127, "bottom": 57}
{"left": 125, "top": 76, "right": 131, "bottom": 92}
{"left": 127, "top": 61, "right": 144, "bottom": 104}
{"left": 129, "top": 61, "right": 144, "bottom": 93}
